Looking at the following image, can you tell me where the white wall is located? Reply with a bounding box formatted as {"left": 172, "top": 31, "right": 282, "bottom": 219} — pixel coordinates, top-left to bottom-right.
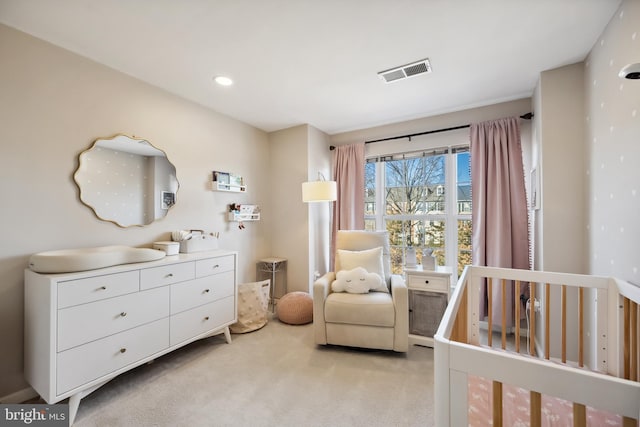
{"left": 585, "top": 0, "right": 640, "bottom": 282}
{"left": 0, "top": 24, "right": 271, "bottom": 400}
{"left": 307, "top": 126, "right": 333, "bottom": 287}
{"left": 533, "top": 63, "right": 586, "bottom": 361}
{"left": 268, "top": 125, "right": 310, "bottom": 293}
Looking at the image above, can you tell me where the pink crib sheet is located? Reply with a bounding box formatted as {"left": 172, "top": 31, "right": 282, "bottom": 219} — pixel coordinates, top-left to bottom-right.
{"left": 468, "top": 374, "right": 624, "bottom": 426}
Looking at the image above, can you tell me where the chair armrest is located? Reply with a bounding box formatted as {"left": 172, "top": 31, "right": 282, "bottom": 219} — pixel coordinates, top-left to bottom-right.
{"left": 390, "top": 274, "right": 409, "bottom": 352}
{"left": 313, "top": 272, "right": 335, "bottom": 345}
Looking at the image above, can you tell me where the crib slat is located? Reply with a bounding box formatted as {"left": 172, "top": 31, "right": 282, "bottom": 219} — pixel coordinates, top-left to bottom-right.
{"left": 579, "top": 287, "right": 584, "bottom": 368}
{"left": 488, "top": 277, "right": 493, "bottom": 347}
{"left": 515, "top": 280, "right": 521, "bottom": 354}
{"left": 530, "top": 282, "right": 536, "bottom": 356}
{"left": 545, "top": 283, "right": 550, "bottom": 360}
{"left": 624, "top": 297, "right": 631, "bottom": 380}
{"left": 573, "top": 403, "right": 586, "bottom": 427}
{"left": 530, "top": 391, "right": 541, "bottom": 427}
{"left": 501, "top": 279, "right": 507, "bottom": 350}
{"left": 492, "top": 380, "right": 503, "bottom": 427}
{"left": 631, "top": 300, "right": 638, "bottom": 382}
{"left": 562, "top": 285, "right": 567, "bottom": 363}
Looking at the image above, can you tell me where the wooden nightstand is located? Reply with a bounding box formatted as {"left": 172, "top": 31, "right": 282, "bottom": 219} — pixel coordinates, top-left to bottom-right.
{"left": 404, "top": 266, "right": 453, "bottom": 348}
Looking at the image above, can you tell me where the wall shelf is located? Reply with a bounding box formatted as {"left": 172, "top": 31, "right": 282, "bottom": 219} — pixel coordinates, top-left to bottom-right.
{"left": 212, "top": 171, "right": 245, "bottom": 193}
{"left": 228, "top": 212, "right": 260, "bottom": 222}
{"left": 214, "top": 182, "right": 246, "bottom": 193}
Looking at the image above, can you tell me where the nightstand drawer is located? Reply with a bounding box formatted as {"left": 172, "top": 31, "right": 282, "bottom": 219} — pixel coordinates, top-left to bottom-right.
{"left": 406, "top": 274, "right": 448, "bottom": 292}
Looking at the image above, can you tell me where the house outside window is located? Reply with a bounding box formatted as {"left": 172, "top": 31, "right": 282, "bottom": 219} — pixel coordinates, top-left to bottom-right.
{"left": 364, "top": 147, "right": 471, "bottom": 280}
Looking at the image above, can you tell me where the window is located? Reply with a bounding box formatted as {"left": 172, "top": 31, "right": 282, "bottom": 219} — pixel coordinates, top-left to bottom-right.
{"left": 365, "top": 148, "right": 471, "bottom": 280}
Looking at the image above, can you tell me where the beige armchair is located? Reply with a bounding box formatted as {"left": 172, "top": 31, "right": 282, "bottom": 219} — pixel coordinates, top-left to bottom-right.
{"left": 313, "top": 230, "right": 408, "bottom": 352}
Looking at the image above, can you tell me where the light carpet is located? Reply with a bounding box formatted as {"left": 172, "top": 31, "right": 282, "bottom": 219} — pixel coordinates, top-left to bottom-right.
{"left": 73, "top": 316, "right": 435, "bottom": 426}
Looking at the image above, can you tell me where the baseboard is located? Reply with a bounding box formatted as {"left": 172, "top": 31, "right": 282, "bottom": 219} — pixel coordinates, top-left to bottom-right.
{"left": 0, "top": 387, "right": 38, "bottom": 404}
{"left": 479, "top": 320, "right": 530, "bottom": 338}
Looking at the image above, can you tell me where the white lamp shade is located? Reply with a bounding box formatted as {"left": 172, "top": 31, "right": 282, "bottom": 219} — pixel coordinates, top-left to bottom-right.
{"left": 302, "top": 180, "right": 337, "bottom": 202}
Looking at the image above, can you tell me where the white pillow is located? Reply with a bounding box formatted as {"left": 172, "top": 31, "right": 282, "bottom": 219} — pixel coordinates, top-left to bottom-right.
{"left": 331, "top": 267, "right": 383, "bottom": 294}
{"left": 336, "top": 247, "right": 388, "bottom": 293}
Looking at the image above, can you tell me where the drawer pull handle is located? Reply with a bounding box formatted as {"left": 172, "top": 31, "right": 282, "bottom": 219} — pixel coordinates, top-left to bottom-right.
{"left": 120, "top": 312, "right": 127, "bottom": 317}
{"left": 99, "top": 286, "right": 107, "bottom": 290}
{"left": 204, "top": 316, "right": 210, "bottom": 321}
{"left": 213, "top": 264, "right": 220, "bottom": 269}
{"left": 120, "top": 348, "right": 127, "bottom": 354}
{"left": 204, "top": 289, "right": 210, "bottom": 293}
{"left": 424, "top": 280, "right": 430, "bottom": 284}
{"left": 165, "top": 273, "right": 174, "bottom": 278}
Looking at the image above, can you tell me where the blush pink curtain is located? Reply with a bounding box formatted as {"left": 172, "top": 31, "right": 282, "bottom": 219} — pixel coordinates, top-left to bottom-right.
{"left": 331, "top": 142, "right": 365, "bottom": 269}
{"left": 471, "top": 117, "right": 530, "bottom": 328}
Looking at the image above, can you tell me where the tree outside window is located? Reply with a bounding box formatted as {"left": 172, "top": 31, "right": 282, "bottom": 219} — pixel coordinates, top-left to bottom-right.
{"left": 365, "top": 149, "right": 472, "bottom": 278}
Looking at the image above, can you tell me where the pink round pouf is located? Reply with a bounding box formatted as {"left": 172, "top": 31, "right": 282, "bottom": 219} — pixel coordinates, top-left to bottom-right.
{"left": 277, "top": 292, "right": 313, "bottom": 325}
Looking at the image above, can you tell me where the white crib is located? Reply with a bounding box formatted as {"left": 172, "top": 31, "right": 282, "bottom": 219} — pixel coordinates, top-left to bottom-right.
{"left": 435, "top": 266, "right": 640, "bottom": 426}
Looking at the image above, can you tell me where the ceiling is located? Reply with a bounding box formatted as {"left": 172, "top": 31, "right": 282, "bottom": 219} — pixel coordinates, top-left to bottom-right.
{"left": 0, "top": 0, "right": 621, "bottom": 134}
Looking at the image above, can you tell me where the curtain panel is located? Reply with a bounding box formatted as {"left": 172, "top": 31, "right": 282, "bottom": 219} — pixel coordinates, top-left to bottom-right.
{"left": 470, "top": 117, "right": 530, "bottom": 328}
{"left": 331, "top": 142, "right": 365, "bottom": 269}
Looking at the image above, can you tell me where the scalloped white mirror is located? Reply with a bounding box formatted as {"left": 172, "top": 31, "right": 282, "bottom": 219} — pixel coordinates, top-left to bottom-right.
{"left": 74, "top": 134, "right": 179, "bottom": 227}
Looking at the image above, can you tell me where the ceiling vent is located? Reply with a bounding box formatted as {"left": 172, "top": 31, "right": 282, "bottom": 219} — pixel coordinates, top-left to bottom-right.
{"left": 378, "top": 58, "right": 432, "bottom": 83}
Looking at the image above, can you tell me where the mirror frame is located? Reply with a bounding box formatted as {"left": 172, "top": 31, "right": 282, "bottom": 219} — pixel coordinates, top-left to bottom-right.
{"left": 73, "top": 134, "right": 179, "bottom": 227}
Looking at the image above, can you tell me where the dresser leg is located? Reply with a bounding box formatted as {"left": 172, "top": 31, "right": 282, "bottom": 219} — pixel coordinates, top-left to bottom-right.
{"left": 223, "top": 326, "right": 232, "bottom": 344}
{"left": 68, "top": 393, "right": 81, "bottom": 426}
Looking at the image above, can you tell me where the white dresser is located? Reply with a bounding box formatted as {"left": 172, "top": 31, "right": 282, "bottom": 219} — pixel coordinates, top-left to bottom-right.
{"left": 24, "top": 250, "right": 237, "bottom": 425}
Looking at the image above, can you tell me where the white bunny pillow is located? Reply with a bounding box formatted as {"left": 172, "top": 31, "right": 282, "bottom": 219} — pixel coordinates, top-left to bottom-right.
{"left": 331, "top": 267, "right": 384, "bottom": 294}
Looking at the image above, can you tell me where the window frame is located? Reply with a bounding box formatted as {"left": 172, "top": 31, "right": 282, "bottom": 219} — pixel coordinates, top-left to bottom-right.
{"left": 364, "top": 146, "right": 471, "bottom": 283}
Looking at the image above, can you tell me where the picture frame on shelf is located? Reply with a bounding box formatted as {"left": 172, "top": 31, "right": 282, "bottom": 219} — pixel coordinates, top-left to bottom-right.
{"left": 213, "top": 171, "right": 230, "bottom": 185}
{"left": 161, "top": 191, "right": 175, "bottom": 209}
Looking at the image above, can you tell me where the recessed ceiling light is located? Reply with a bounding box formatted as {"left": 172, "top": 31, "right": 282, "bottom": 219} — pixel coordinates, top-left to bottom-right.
{"left": 214, "top": 76, "right": 233, "bottom": 86}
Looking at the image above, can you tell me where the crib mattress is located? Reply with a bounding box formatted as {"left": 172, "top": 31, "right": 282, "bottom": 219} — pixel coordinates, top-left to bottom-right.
{"left": 468, "top": 375, "right": 623, "bottom": 426}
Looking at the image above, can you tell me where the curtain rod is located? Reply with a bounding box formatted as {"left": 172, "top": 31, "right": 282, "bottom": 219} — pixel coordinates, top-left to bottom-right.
{"left": 329, "top": 112, "right": 534, "bottom": 150}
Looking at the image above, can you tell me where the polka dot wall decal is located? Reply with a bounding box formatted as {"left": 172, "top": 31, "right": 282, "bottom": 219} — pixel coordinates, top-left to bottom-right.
{"left": 633, "top": 32, "right": 637, "bottom": 41}
{"left": 610, "top": 193, "right": 614, "bottom": 199}
{"left": 634, "top": 267, "right": 638, "bottom": 274}
{"left": 620, "top": 155, "right": 624, "bottom": 163}
{"left": 601, "top": 225, "right": 605, "bottom": 231}
{"left": 620, "top": 83, "right": 624, "bottom": 91}
{"left": 610, "top": 125, "right": 614, "bottom": 133}
{"left": 601, "top": 163, "right": 605, "bottom": 169}
{"left": 632, "top": 189, "right": 637, "bottom": 196}
{"left": 609, "top": 59, "right": 614, "bottom": 67}
{"left": 600, "top": 102, "right": 605, "bottom": 109}
{"left": 633, "top": 109, "right": 637, "bottom": 117}
{"left": 619, "top": 10, "right": 624, "bottom": 19}
{"left": 620, "top": 227, "right": 624, "bottom": 233}
{"left": 610, "top": 259, "right": 615, "bottom": 266}
{"left": 600, "top": 39, "right": 605, "bottom": 46}
{"left": 593, "top": 79, "right": 597, "bottom": 86}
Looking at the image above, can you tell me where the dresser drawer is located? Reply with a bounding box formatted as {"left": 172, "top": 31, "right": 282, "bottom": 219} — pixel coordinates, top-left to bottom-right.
{"left": 140, "top": 262, "right": 195, "bottom": 290}
{"left": 57, "top": 287, "right": 170, "bottom": 352}
{"left": 58, "top": 271, "right": 139, "bottom": 309}
{"left": 195, "top": 255, "right": 234, "bottom": 278}
{"left": 170, "top": 296, "right": 235, "bottom": 346}
{"left": 406, "top": 274, "right": 449, "bottom": 292}
{"left": 57, "top": 318, "right": 169, "bottom": 395}
{"left": 170, "top": 271, "right": 235, "bottom": 315}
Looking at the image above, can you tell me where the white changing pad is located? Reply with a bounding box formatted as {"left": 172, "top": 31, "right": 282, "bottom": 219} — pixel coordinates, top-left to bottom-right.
{"left": 28, "top": 245, "right": 166, "bottom": 273}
